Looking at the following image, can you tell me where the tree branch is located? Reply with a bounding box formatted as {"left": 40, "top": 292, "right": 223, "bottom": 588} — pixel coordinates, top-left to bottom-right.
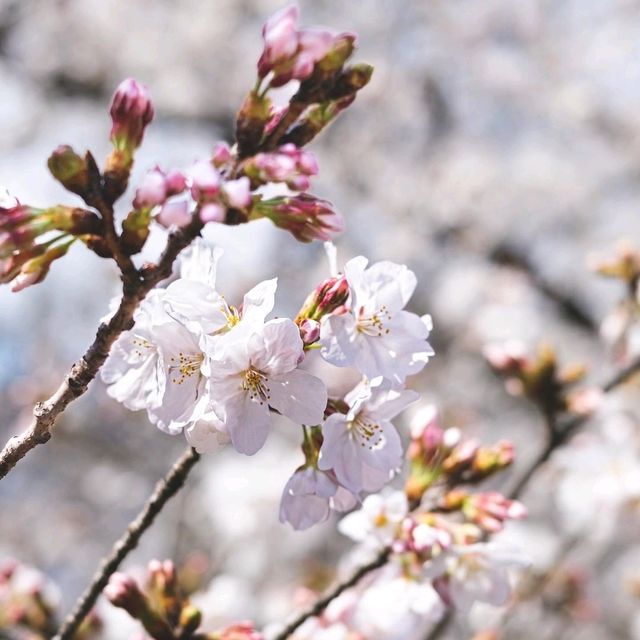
{"left": 272, "top": 547, "right": 391, "bottom": 640}
{"left": 0, "top": 216, "right": 203, "bottom": 481}
{"left": 52, "top": 446, "right": 201, "bottom": 640}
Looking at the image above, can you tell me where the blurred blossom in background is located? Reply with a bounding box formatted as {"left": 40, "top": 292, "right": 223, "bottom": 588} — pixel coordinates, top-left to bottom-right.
{"left": 2, "top": 1, "right": 640, "bottom": 638}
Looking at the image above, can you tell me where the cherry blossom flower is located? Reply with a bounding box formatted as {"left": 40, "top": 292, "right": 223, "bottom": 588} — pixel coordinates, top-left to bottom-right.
{"left": 338, "top": 491, "right": 408, "bottom": 546}
{"left": 424, "top": 543, "right": 529, "bottom": 612}
{"left": 318, "top": 380, "right": 417, "bottom": 493}
{"left": 204, "top": 318, "right": 327, "bottom": 455}
{"left": 320, "top": 256, "right": 433, "bottom": 384}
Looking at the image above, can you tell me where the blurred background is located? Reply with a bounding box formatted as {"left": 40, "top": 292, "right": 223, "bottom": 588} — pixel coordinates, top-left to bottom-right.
{"left": 1, "top": 1, "right": 640, "bottom": 638}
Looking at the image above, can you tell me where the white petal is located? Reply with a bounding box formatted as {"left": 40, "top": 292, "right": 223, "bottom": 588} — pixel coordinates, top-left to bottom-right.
{"left": 269, "top": 369, "right": 327, "bottom": 425}
{"left": 241, "top": 278, "right": 277, "bottom": 325}
{"left": 179, "top": 238, "right": 222, "bottom": 287}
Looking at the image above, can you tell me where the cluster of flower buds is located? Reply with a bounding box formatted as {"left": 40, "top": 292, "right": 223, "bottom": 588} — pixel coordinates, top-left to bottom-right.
{"left": 236, "top": 5, "right": 371, "bottom": 156}
{"left": 438, "top": 490, "right": 527, "bottom": 533}
{"left": 105, "top": 560, "right": 262, "bottom": 640}
{"left": 405, "top": 406, "right": 515, "bottom": 502}
{"left": 483, "top": 342, "right": 588, "bottom": 420}
{"left": 294, "top": 275, "right": 349, "bottom": 346}
{"left": 242, "top": 144, "right": 318, "bottom": 191}
{"left": 0, "top": 201, "right": 102, "bottom": 291}
{"left": 0, "top": 557, "right": 100, "bottom": 639}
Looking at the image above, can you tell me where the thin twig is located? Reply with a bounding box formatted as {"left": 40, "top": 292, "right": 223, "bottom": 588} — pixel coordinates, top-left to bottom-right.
{"left": 272, "top": 547, "right": 391, "bottom": 640}
{"left": 53, "top": 446, "right": 201, "bottom": 640}
{"left": 0, "top": 216, "right": 202, "bottom": 482}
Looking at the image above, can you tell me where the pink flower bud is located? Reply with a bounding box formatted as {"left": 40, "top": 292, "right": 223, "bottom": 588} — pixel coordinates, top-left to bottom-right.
{"left": 253, "top": 193, "right": 344, "bottom": 243}
{"left": 222, "top": 177, "right": 252, "bottom": 209}
{"left": 104, "top": 573, "right": 146, "bottom": 617}
{"left": 200, "top": 202, "right": 226, "bottom": 224}
{"left": 134, "top": 167, "right": 168, "bottom": 209}
{"left": 156, "top": 200, "right": 192, "bottom": 228}
{"left": 258, "top": 5, "right": 300, "bottom": 79}
{"left": 299, "top": 318, "right": 321, "bottom": 346}
{"left": 213, "top": 141, "right": 232, "bottom": 167}
{"left": 219, "top": 622, "right": 264, "bottom": 640}
{"left": 190, "top": 160, "right": 221, "bottom": 201}
{"left": 109, "top": 78, "right": 154, "bottom": 150}
{"left": 165, "top": 169, "right": 187, "bottom": 196}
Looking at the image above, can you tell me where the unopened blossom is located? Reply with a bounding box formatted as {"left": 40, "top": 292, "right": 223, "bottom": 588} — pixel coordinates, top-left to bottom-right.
{"left": 217, "top": 622, "right": 264, "bottom": 640}
{"left": 134, "top": 167, "right": 168, "bottom": 208}
{"left": 222, "top": 177, "right": 252, "bottom": 209}
{"left": 104, "top": 573, "right": 146, "bottom": 617}
{"left": 320, "top": 256, "right": 434, "bottom": 384}
{"left": 156, "top": 199, "right": 192, "bottom": 228}
{"left": 212, "top": 141, "right": 232, "bottom": 167}
{"left": 424, "top": 543, "right": 529, "bottom": 612}
{"left": 279, "top": 467, "right": 339, "bottom": 530}
{"left": 244, "top": 144, "right": 319, "bottom": 191}
{"left": 296, "top": 275, "right": 350, "bottom": 323}
{"left": 252, "top": 194, "right": 344, "bottom": 242}
{"left": 319, "top": 380, "right": 417, "bottom": 493}
{"left": 190, "top": 160, "right": 221, "bottom": 201}
{"left": 462, "top": 493, "right": 527, "bottom": 533}
{"left": 109, "top": 78, "right": 154, "bottom": 153}
{"left": 204, "top": 318, "right": 327, "bottom": 455}
{"left": 339, "top": 491, "right": 408, "bottom": 546}
{"left": 200, "top": 202, "right": 226, "bottom": 223}
{"left": 257, "top": 6, "right": 336, "bottom": 87}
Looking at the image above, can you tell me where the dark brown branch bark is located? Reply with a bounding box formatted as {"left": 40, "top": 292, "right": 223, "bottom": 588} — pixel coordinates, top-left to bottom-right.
{"left": 52, "top": 446, "right": 201, "bottom": 640}
{"left": 0, "top": 216, "right": 203, "bottom": 481}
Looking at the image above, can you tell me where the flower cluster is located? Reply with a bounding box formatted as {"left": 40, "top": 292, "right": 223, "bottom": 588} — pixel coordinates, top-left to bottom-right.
{"left": 105, "top": 560, "right": 263, "bottom": 640}
{"left": 103, "top": 239, "right": 434, "bottom": 527}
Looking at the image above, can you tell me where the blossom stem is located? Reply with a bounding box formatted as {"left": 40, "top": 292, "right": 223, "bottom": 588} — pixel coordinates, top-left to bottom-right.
{"left": 52, "top": 446, "right": 201, "bottom": 640}
{"left": 0, "top": 215, "right": 203, "bottom": 481}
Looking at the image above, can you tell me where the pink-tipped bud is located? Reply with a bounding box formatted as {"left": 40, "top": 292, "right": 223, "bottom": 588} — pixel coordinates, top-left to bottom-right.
{"left": 258, "top": 5, "right": 300, "bottom": 80}
{"left": 222, "top": 177, "right": 252, "bottom": 209}
{"left": 483, "top": 341, "right": 529, "bottom": 373}
{"left": 134, "top": 167, "right": 168, "bottom": 209}
{"left": 165, "top": 169, "right": 187, "bottom": 196}
{"left": 190, "top": 160, "right": 221, "bottom": 201}
{"left": 296, "top": 275, "right": 350, "bottom": 323}
{"left": 156, "top": 200, "right": 192, "bottom": 229}
{"left": 109, "top": 78, "right": 154, "bottom": 151}
{"left": 104, "top": 573, "right": 146, "bottom": 617}
{"left": 244, "top": 145, "right": 318, "bottom": 191}
{"left": 200, "top": 202, "right": 226, "bottom": 224}
{"left": 299, "top": 318, "right": 321, "bottom": 346}
{"left": 212, "top": 142, "right": 232, "bottom": 167}
{"left": 464, "top": 492, "right": 527, "bottom": 533}
{"left": 253, "top": 193, "right": 344, "bottom": 243}
{"left": 218, "top": 622, "right": 264, "bottom": 640}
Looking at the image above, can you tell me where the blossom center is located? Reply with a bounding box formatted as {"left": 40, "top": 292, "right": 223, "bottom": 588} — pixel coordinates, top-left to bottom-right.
{"left": 350, "top": 414, "right": 383, "bottom": 449}
{"left": 168, "top": 352, "right": 204, "bottom": 385}
{"left": 242, "top": 367, "right": 271, "bottom": 404}
{"left": 356, "top": 304, "right": 391, "bottom": 337}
